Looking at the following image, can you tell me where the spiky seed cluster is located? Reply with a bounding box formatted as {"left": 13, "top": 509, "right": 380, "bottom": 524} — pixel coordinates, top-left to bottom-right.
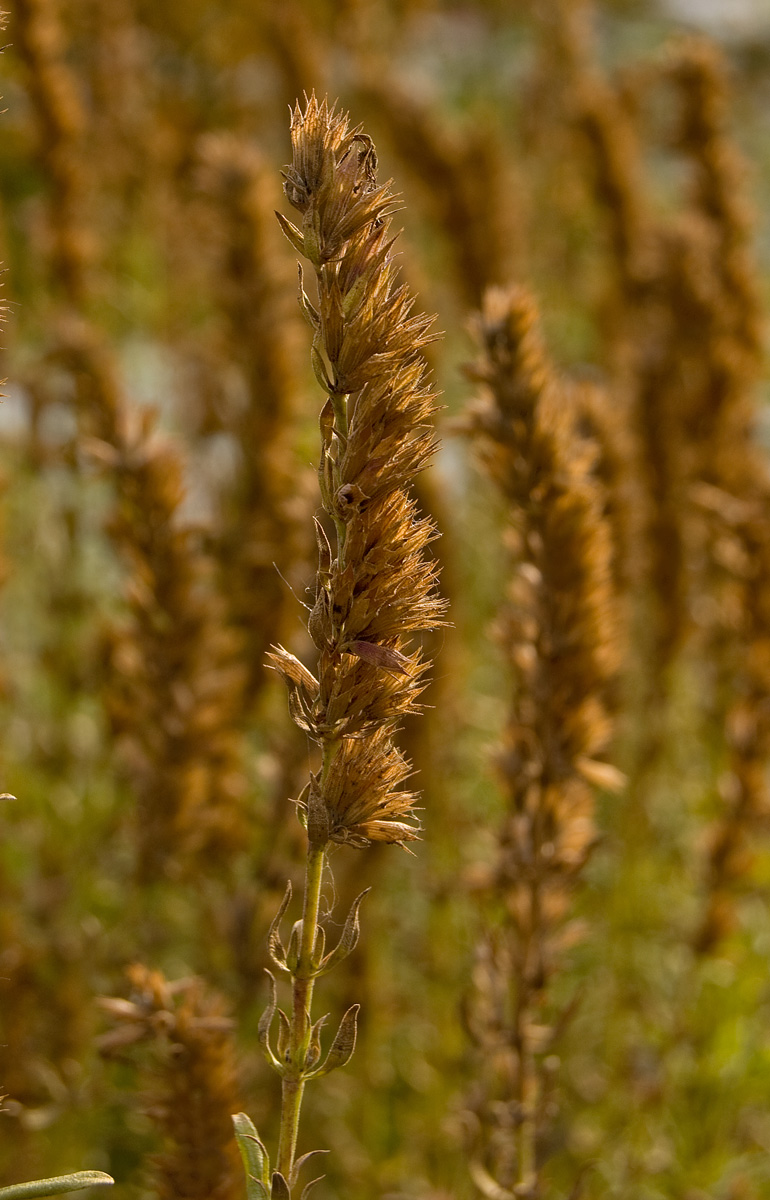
{"left": 270, "top": 95, "right": 445, "bottom": 847}
{"left": 466, "top": 288, "right": 618, "bottom": 811}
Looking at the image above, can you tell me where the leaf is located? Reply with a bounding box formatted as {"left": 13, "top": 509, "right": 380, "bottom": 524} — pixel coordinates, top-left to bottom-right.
{"left": 0, "top": 1175, "right": 114, "bottom": 1200}
{"left": 286, "top": 920, "right": 302, "bottom": 973}
{"left": 267, "top": 882, "right": 293, "bottom": 971}
{"left": 270, "top": 1172, "right": 291, "bottom": 1200}
{"left": 305, "top": 1013, "right": 328, "bottom": 1071}
{"left": 297, "top": 264, "right": 320, "bottom": 330}
{"left": 276, "top": 1008, "right": 292, "bottom": 1064}
{"left": 312, "top": 516, "right": 332, "bottom": 577}
{"left": 311, "top": 923, "right": 326, "bottom": 971}
{"left": 311, "top": 1004, "right": 360, "bottom": 1077}
{"left": 275, "top": 210, "right": 305, "bottom": 255}
{"left": 468, "top": 1161, "right": 514, "bottom": 1200}
{"left": 345, "top": 641, "right": 412, "bottom": 675}
{"left": 575, "top": 757, "right": 626, "bottom": 793}
{"left": 310, "top": 341, "right": 334, "bottom": 393}
{"left": 300, "top": 1177, "right": 326, "bottom": 1200}
{"left": 231, "top": 1114, "right": 271, "bottom": 1199}
{"left": 257, "top": 971, "right": 280, "bottom": 1069}
{"left": 266, "top": 647, "right": 319, "bottom": 697}
{"left": 317, "top": 889, "right": 370, "bottom": 976}
{"left": 289, "top": 1150, "right": 329, "bottom": 1192}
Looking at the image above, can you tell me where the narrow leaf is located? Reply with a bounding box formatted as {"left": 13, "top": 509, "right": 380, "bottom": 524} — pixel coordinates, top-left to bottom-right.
{"left": 312, "top": 1004, "right": 360, "bottom": 1076}
{"left": 275, "top": 210, "right": 305, "bottom": 255}
{"left": 267, "top": 882, "right": 292, "bottom": 971}
{"left": 311, "top": 923, "right": 326, "bottom": 971}
{"left": 286, "top": 920, "right": 302, "bottom": 973}
{"left": 313, "top": 516, "right": 332, "bottom": 577}
{"left": 289, "top": 1150, "right": 329, "bottom": 1191}
{"left": 257, "top": 971, "right": 280, "bottom": 1068}
{"left": 276, "top": 1008, "right": 292, "bottom": 1064}
{"left": 297, "top": 263, "right": 320, "bottom": 330}
{"left": 300, "top": 1177, "right": 326, "bottom": 1200}
{"left": 318, "top": 889, "right": 370, "bottom": 976}
{"left": 232, "top": 1114, "right": 271, "bottom": 1198}
{"left": 305, "top": 1013, "right": 328, "bottom": 1071}
{"left": 0, "top": 1174, "right": 114, "bottom": 1200}
{"left": 468, "top": 1161, "right": 514, "bottom": 1200}
{"left": 310, "top": 341, "right": 334, "bottom": 393}
{"left": 345, "top": 641, "right": 411, "bottom": 675}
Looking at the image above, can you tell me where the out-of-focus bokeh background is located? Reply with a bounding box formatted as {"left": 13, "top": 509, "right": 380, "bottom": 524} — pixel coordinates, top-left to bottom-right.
{"left": 2, "top": 1, "right": 770, "bottom": 1197}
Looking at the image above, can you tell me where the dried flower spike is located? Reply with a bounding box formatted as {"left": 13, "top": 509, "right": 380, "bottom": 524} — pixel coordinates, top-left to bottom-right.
{"left": 272, "top": 92, "right": 445, "bottom": 850}
{"left": 240, "top": 94, "right": 446, "bottom": 1196}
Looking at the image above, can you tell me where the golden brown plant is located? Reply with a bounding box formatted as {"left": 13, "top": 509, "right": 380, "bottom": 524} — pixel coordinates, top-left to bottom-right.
{"left": 14, "top": 0, "right": 250, "bottom": 882}
{"left": 85, "top": 387, "right": 250, "bottom": 880}
{"left": 656, "top": 39, "right": 768, "bottom": 952}
{"left": 12, "top": 0, "right": 94, "bottom": 307}
{"left": 545, "top": 9, "right": 764, "bottom": 764}
{"left": 461, "top": 286, "right": 619, "bottom": 1198}
{"left": 99, "top": 965, "right": 243, "bottom": 1200}
{"left": 572, "top": 381, "right": 636, "bottom": 616}
{"left": 662, "top": 37, "right": 763, "bottom": 490}
{"left": 238, "top": 94, "right": 445, "bottom": 1197}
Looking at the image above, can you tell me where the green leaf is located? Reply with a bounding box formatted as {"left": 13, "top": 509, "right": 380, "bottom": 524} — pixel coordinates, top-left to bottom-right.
{"left": 231, "top": 1114, "right": 271, "bottom": 1199}
{"left": 0, "top": 1173, "right": 114, "bottom": 1199}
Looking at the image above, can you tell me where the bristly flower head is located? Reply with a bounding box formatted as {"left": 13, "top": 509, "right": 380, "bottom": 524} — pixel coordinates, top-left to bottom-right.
{"left": 271, "top": 94, "right": 446, "bottom": 848}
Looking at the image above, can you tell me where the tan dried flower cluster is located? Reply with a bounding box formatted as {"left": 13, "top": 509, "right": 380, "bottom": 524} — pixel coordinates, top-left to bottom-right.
{"left": 99, "top": 965, "right": 242, "bottom": 1200}
{"left": 462, "top": 286, "right": 619, "bottom": 1195}
{"left": 269, "top": 95, "right": 445, "bottom": 848}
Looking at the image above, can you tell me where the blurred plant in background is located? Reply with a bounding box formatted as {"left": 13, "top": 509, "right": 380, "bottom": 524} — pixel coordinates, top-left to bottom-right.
{"left": 2, "top": 0, "right": 770, "bottom": 1197}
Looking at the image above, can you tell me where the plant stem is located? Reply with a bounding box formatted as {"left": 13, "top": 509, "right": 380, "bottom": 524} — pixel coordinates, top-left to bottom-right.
{"left": 276, "top": 837, "right": 327, "bottom": 1181}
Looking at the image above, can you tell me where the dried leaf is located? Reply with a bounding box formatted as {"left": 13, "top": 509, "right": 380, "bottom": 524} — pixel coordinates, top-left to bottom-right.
{"left": 290, "top": 1150, "right": 329, "bottom": 1192}
{"left": 300, "top": 1177, "right": 326, "bottom": 1200}
{"left": 275, "top": 210, "right": 305, "bottom": 255}
{"left": 276, "top": 1008, "right": 291, "bottom": 1064}
{"left": 267, "top": 882, "right": 293, "bottom": 972}
{"left": 575, "top": 757, "right": 626, "bottom": 793}
{"left": 270, "top": 1172, "right": 291, "bottom": 1200}
{"left": 317, "top": 889, "right": 370, "bottom": 976}
{"left": 311, "top": 1003, "right": 359, "bottom": 1076}
{"left": 257, "top": 971, "right": 279, "bottom": 1069}
{"left": 345, "top": 641, "right": 412, "bottom": 675}
{"left": 297, "top": 263, "right": 320, "bottom": 330}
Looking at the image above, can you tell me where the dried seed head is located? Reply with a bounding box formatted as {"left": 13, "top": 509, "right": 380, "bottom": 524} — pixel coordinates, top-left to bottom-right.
{"left": 273, "top": 95, "right": 446, "bottom": 848}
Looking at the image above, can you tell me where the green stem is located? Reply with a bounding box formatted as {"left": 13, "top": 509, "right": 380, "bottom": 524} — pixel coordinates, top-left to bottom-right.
{"left": 276, "top": 838, "right": 327, "bottom": 1181}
